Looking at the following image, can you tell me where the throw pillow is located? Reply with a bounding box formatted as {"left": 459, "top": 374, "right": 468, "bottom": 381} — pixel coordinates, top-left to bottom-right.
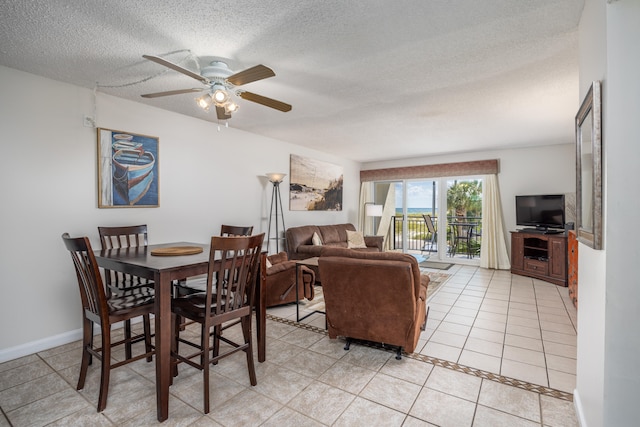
{"left": 312, "top": 231, "right": 323, "bottom": 246}
{"left": 347, "top": 230, "right": 367, "bottom": 249}
{"left": 265, "top": 258, "right": 272, "bottom": 269}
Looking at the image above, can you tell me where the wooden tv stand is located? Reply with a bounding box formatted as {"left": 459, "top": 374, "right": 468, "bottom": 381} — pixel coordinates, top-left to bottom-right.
{"left": 511, "top": 230, "right": 567, "bottom": 287}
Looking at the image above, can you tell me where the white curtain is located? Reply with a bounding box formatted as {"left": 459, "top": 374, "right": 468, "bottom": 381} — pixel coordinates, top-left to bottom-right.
{"left": 359, "top": 182, "right": 395, "bottom": 250}
{"left": 358, "top": 182, "right": 372, "bottom": 232}
{"left": 480, "top": 174, "right": 511, "bottom": 269}
{"left": 378, "top": 184, "right": 396, "bottom": 250}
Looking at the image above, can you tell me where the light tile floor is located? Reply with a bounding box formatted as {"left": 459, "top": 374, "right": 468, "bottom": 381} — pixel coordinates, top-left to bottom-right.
{"left": 0, "top": 265, "right": 579, "bottom": 426}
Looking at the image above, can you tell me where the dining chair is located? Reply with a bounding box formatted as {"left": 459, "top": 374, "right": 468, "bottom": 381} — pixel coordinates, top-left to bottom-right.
{"left": 220, "top": 224, "right": 254, "bottom": 237}
{"left": 171, "top": 233, "right": 264, "bottom": 414}
{"left": 98, "top": 225, "right": 154, "bottom": 359}
{"left": 61, "top": 233, "right": 155, "bottom": 412}
{"left": 174, "top": 224, "right": 254, "bottom": 297}
{"left": 421, "top": 214, "right": 437, "bottom": 253}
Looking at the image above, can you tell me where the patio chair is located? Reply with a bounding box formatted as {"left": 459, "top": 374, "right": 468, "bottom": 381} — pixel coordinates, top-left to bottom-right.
{"left": 449, "top": 220, "right": 476, "bottom": 258}
{"left": 421, "top": 214, "right": 437, "bottom": 253}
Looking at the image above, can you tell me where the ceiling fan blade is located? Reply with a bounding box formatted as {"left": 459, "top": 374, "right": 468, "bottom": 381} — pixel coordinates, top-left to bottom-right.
{"left": 143, "top": 54, "right": 209, "bottom": 84}
{"left": 141, "top": 88, "right": 204, "bottom": 98}
{"left": 238, "top": 91, "right": 292, "bottom": 112}
{"left": 227, "top": 65, "right": 275, "bottom": 86}
{"left": 216, "top": 106, "right": 231, "bottom": 120}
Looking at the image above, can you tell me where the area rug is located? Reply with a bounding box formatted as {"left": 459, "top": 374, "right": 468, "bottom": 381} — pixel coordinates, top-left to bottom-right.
{"left": 299, "top": 286, "right": 326, "bottom": 312}
{"left": 422, "top": 270, "right": 451, "bottom": 300}
{"left": 297, "top": 271, "right": 451, "bottom": 313}
{"left": 419, "top": 260, "right": 453, "bottom": 270}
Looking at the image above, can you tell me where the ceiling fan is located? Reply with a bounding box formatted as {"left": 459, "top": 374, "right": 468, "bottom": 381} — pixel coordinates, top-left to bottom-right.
{"left": 140, "top": 54, "right": 292, "bottom": 120}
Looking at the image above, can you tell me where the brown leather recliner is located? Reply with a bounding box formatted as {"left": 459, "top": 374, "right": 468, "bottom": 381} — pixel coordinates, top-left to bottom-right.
{"left": 317, "top": 248, "right": 429, "bottom": 357}
{"left": 260, "top": 252, "right": 315, "bottom": 307}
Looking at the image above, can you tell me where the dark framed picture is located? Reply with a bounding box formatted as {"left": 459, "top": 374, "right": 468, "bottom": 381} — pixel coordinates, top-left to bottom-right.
{"left": 97, "top": 128, "right": 159, "bottom": 208}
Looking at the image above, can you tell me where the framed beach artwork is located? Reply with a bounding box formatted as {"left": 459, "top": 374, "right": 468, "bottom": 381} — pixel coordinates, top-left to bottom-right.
{"left": 290, "top": 154, "right": 343, "bottom": 211}
{"left": 97, "top": 128, "right": 159, "bottom": 208}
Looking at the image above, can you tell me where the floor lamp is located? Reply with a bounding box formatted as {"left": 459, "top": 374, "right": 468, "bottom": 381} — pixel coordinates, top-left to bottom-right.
{"left": 365, "top": 203, "right": 383, "bottom": 235}
{"left": 266, "top": 173, "right": 286, "bottom": 254}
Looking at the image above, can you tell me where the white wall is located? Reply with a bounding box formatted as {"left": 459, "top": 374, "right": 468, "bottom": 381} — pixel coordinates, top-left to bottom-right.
{"left": 602, "top": 0, "right": 640, "bottom": 425}
{"left": 0, "top": 65, "right": 360, "bottom": 361}
{"left": 575, "top": 1, "right": 640, "bottom": 426}
{"left": 364, "top": 144, "right": 576, "bottom": 251}
{"left": 574, "top": 0, "right": 607, "bottom": 425}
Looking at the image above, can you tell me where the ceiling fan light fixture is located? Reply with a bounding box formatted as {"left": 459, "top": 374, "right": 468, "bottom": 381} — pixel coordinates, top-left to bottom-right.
{"left": 225, "top": 101, "right": 239, "bottom": 114}
{"left": 212, "top": 87, "right": 229, "bottom": 105}
{"left": 195, "top": 94, "right": 213, "bottom": 110}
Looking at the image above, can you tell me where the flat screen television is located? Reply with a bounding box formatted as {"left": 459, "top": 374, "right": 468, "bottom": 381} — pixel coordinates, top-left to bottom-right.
{"left": 515, "top": 194, "right": 566, "bottom": 231}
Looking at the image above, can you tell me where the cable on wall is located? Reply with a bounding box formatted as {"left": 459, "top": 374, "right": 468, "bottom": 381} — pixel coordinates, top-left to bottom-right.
{"left": 95, "top": 49, "right": 198, "bottom": 89}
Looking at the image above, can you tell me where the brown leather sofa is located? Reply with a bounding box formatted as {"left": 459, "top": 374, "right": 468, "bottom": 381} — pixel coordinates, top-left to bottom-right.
{"left": 317, "top": 247, "right": 429, "bottom": 357}
{"left": 259, "top": 252, "right": 315, "bottom": 307}
{"left": 285, "top": 223, "right": 383, "bottom": 261}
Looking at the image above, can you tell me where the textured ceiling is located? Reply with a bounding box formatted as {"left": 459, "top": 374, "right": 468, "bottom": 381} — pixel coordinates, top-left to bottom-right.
{"left": 0, "top": 0, "right": 584, "bottom": 162}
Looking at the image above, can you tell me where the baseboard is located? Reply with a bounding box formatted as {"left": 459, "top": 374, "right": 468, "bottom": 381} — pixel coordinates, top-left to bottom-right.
{"left": 0, "top": 317, "right": 148, "bottom": 364}
{"left": 0, "top": 328, "right": 82, "bottom": 364}
{"left": 573, "top": 388, "right": 587, "bottom": 427}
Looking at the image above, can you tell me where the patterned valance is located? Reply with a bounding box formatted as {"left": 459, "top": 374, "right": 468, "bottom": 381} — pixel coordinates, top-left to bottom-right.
{"left": 360, "top": 159, "right": 499, "bottom": 182}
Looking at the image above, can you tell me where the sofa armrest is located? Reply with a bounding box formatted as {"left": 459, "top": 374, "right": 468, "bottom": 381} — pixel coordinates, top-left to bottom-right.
{"left": 364, "top": 235, "right": 384, "bottom": 251}
{"left": 420, "top": 273, "right": 430, "bottom": 290}
{"left": 268, "top": 251, "right": 289, "bottom": 265}
{"left": 267, "top": 260, "right": 296, "bottom": 275}
{"left": 285, "top": 225, "right": 321, "bottom": 259}
{"left": 418, "top": 281, "right": 428, "bottom": 301}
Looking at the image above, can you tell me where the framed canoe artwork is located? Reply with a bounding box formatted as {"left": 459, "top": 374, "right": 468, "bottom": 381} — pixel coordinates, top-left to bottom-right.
{"left": 97, "top": 128, "right": 159, "bottom": 208}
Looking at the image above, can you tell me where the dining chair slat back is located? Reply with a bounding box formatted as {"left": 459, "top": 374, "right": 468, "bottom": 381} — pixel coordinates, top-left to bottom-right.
{"left": 98, "top": 225, "right": 154, "bottom": 359}
{"left": 220, "top": 224, "right": 254, "bottom": 237}
{"left": 99, "top": 225, "right": 148, "bottom": 249}
{"left": 98, "top": 225, "right": 154, "bottom": 294}
{"left": 175, "top": 224, "right": 255, "bottom": 298}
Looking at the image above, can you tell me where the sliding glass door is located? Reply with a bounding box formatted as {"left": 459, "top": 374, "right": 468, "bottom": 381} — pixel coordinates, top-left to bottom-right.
{"left": 373, "top": 179, "right": 441, "bottom": 257}
{"left": 446, "top": 178, "right": 483, "bottom": 260}
{"left": 372, "top": 176, "right": 483, "bottom": 264}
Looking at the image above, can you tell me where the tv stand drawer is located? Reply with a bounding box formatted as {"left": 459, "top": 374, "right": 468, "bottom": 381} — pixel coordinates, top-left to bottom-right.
{"left": 524, "top": 259, "right": 549, "bottom": 275}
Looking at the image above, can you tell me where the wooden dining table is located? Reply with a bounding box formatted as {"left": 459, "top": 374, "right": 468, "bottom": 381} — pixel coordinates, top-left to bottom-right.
{"left": 94, "top": 241, "right": 266, "bottom": 422}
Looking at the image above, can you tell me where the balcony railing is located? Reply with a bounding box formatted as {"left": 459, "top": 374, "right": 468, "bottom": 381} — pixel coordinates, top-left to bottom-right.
{"left": 390, "top": 215, "right": 482, "bottom": 257}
